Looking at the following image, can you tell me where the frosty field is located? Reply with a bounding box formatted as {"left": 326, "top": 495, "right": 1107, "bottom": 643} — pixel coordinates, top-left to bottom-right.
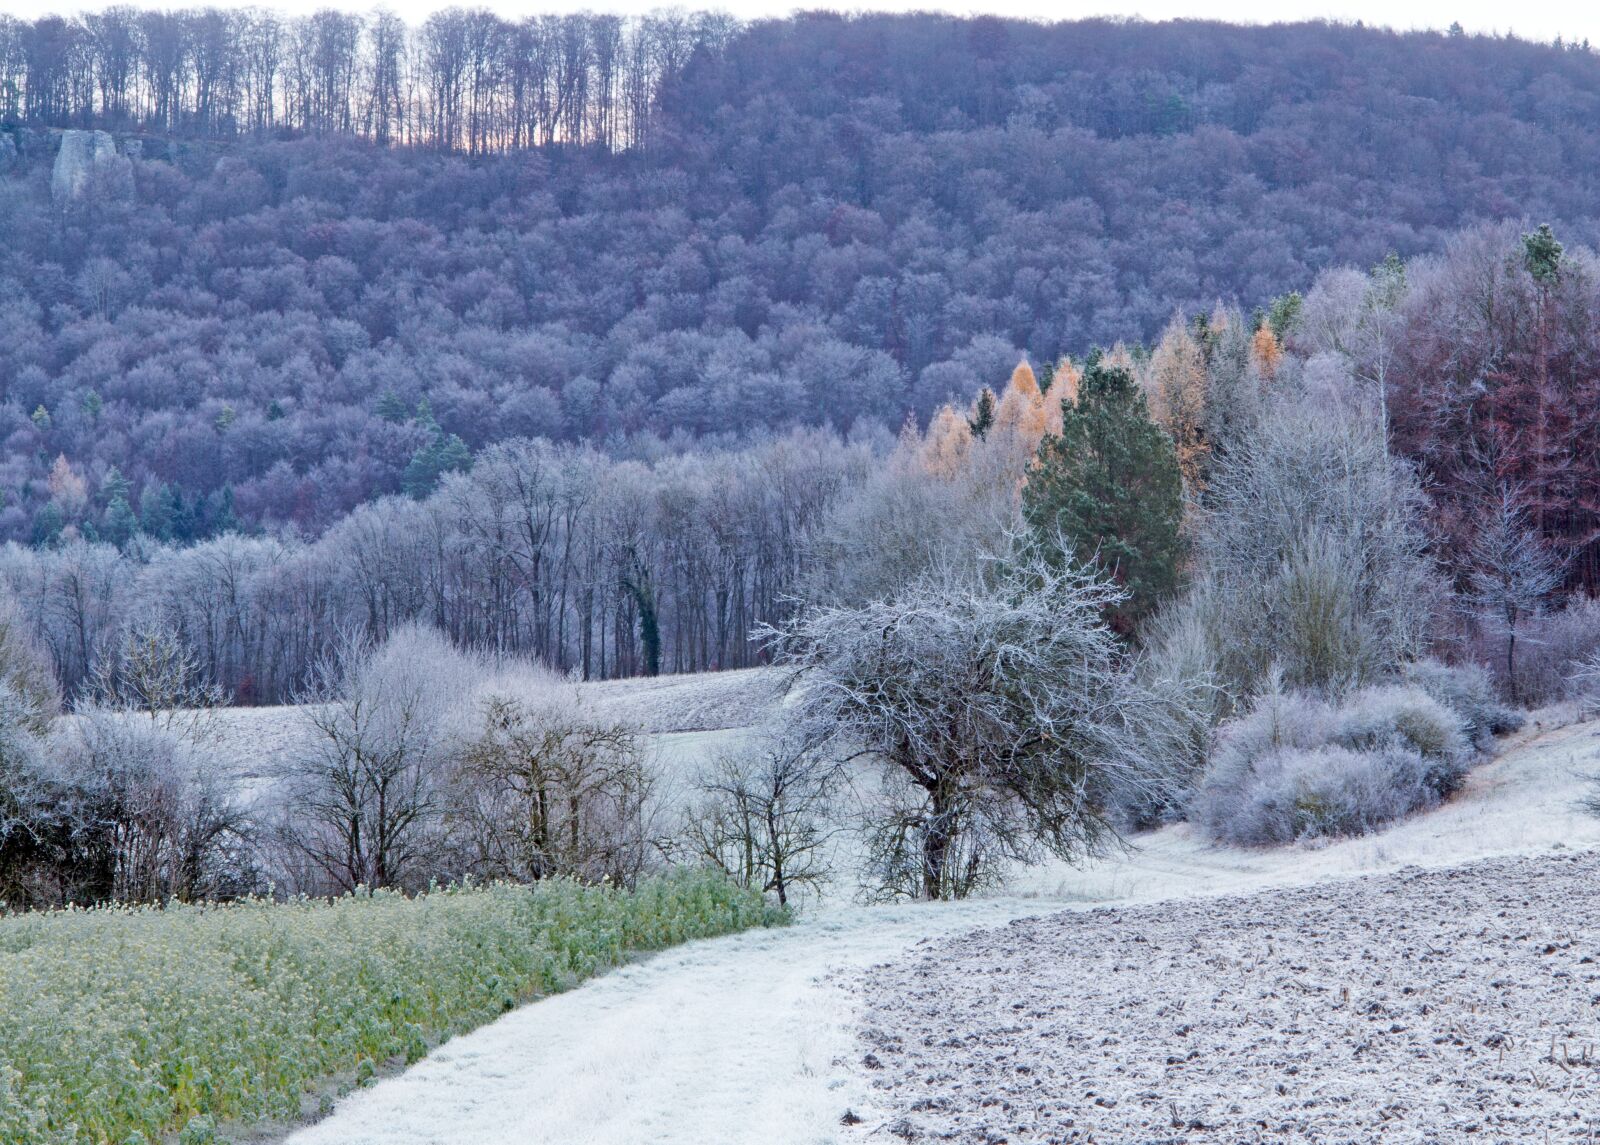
{"left": 853, "top": 850, "right": 1600, "bottom": 1143}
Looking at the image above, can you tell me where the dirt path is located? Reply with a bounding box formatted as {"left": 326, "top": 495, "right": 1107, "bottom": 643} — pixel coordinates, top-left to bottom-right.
{"left": 283, "top": 898, "right": 1057, "bottom": 1145}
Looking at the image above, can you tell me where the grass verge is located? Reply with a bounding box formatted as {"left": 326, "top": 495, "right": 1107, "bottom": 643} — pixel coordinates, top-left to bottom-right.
{"left": 0, "top": 870, "right": 783, "bottom": 1144}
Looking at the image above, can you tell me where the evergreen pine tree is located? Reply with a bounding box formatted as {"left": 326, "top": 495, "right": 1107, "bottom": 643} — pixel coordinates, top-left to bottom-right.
{"left": 139, "top": 482, "right": 175, "bottom": 541}
{"left": 31, "top": 503, "right": 64, "bottom": 547}
{"left": 374, "top": 390, "right": 408, "bottom": 423}
{"left": 168, "top": 487, "right": 198, "bottom": 542}
{"left": 403, "top": 431, "right": 473, "bottom": 499}
{"left": 967, "top": 387, "right": 996, "bottom": 439}
{"left": 101, "top": 495, "right": 137, "bottom": 547}
{"left": 1022, "top": 359, "right": 1185, "bottom": 636}
{"left": 100, "top": 465, "right": 131, "bottom": 508}
{"left": 206, "top": 485, "right": 241, "bottom": 536}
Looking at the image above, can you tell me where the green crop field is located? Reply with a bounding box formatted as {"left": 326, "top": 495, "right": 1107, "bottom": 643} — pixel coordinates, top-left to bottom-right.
{"left": 0, "top": 871, "right": 781, "bottom": 1145}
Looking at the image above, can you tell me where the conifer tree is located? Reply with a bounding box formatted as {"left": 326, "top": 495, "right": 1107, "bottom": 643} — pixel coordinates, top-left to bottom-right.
{"left": 967, "top": 387, "right": 996, "bottom": 439}
{"left": 139, "top": 483, "right": 175, "bottom": 541}
{"left": 403, "top": 430, "right": 473, "bottom": 499}
{"left": 1023, "top": 359, "right": 1185, "bottom": 636}
{"left": 1250, "top": 325, "right": 1283, "bottom": 379}
{"left": 1051, "top": 358, "right": 1082, "bottom": 406}
{"left": 920, "top": 405, "right": 974, "bottom": 478}
{"left": 101, "top": 495, "right": 137, "bottom": 547}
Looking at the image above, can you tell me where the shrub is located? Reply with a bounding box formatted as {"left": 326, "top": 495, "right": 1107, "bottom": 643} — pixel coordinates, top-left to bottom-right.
{"left": 1198, "top": 743, "right": 1431, "bottom": 846}
{"left": 1193, "top": 680, "right": 1473, "bottom": 845}
{"left": 1401, "top": 658, "right": 1523, "bottom": 748}
{"left": 1331, "top": 685, "right": 1470, "bottom": 797}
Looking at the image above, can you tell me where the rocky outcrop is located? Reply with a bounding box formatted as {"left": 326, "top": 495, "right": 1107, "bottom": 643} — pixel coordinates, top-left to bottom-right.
{"left": 50, "top": 129, "right": 130, "bottom": 202}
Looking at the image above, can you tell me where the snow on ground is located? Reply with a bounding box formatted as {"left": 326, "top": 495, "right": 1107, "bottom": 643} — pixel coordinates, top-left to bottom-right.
{"left": 849, "top": 852, "right": 1600, "bottom": 1143}
{"left": 281, "top": 715, "right": 1600, "bottom": 1145}
{"left": 283, "top": 897, "right": 1051, "bottom": 1145}
{"left": 583, "top": 666, "right": 781, "bottom": 733}
{"left": 195, "top": 669, "right": 775, "bottom": 814}
{"left": 1008, "top": 709, "right": 1600, "bottom": 905}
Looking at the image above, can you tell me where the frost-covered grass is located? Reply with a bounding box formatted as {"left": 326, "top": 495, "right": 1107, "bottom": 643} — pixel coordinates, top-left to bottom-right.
{"left": 0, "top": 870, "right": 781, "bottom": 1145}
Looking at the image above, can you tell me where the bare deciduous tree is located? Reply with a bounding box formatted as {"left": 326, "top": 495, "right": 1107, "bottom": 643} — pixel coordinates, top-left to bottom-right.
{"left": 0, "top": 593, "right": 61, "bottom": 734}
{"left": 683, "top": 728, "right": 835, "bottom": 906}
{"left": 91, "top": 617, "right": 225, "bottom": 746}
{"left": 280, "top": 624, "right": 480, "bottom": 893}
{"left": 450, "top": 684, "right": 654, "bottom": 886}
{"left": 52, "top": 711, "right": 251, "bottom": 904}
{"left": 1176, "top": 391, "right": 1442, "bottom": 701}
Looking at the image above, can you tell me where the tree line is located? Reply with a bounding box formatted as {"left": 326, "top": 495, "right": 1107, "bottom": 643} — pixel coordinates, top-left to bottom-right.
{"left": 1, "top": 8, "right": 731, "bottom": 151}
{"left": 0, "top": 430, "right": 869, "bottom": 702}
{"left": 8, "top": 221, "right": 1600, "bottom": 708}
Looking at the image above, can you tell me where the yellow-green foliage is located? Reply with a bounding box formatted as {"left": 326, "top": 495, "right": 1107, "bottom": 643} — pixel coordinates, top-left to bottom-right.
{"left": 0, "top": 871, "right": 781, "bottom": 1144}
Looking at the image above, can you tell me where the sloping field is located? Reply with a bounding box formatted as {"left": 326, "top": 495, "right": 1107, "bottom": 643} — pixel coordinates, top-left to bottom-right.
{"left": 581, "top": 667, "right": 782, "bottom": 734}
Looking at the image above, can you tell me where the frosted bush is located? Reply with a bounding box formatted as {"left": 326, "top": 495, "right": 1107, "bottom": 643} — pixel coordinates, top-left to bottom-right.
{"left": 1331, "top": 685, "right": 1469, "bottom": 797}
{"left": 1207, "top": 684, "right": 1335, "bottom": 767}
{"left": 1194, "top": 680, "right": 1472, "bottom": 845}
{"left": 1197, "top": 743, "right": 1431, "bottom": 846}
{"left": 1401, "top": 658, "right": 1523, "bottom": 747}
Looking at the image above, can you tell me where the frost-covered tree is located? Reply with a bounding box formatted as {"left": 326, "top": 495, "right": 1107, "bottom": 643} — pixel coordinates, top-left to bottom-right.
{"left": 1174, "top": 388, "right": 1441, "bottom": 701}
{"left": 0, "top": 593, "right": 61, "bottom": 734}
{"left": 0, "top": 683, "right": 67, "bottom": 907}
{"left": 450, "top": 681, "right": 655, "bottom": 886}
{"left": 683, "top": 725, "right": 836, "bottom": 907}
{"left": 51, "top": 711, "right": 251, "bottom": 904}
{"left": 92, "top": 618, "right": 225, "bottom": 737}
{"left": 1467, "top": 489, "right": 1565, "bottom": 703}
{"left": 1143, "top": 317, "right": 1211, "bottom": 492}
{"left": 279, "top": 624, "right": 482, "bottom": 892}
{"left": 768, "top": 541, "right": 1154, "bottom": 900}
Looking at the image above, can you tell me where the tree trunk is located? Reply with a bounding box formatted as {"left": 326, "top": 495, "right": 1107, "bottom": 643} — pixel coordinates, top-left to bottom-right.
{"left": 920, "top": 787, "right": 953, "bottom": 901}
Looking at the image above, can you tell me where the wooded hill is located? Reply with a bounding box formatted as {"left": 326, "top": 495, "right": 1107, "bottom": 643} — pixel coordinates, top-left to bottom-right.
{"left": 1, "top": 14, "right": 1599, "bottom": 542}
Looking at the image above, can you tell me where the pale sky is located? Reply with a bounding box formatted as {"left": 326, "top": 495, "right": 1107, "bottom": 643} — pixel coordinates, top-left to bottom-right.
{"left": 4, "top": 0, "right": 1596, "bottom": 47}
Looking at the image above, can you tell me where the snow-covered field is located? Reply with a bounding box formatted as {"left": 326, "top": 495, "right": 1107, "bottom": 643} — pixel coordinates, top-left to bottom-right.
{"left": 851, "top": 851, "right": 1600, "bottom": 1143}
{"left": 275, "top": 699, "right": 1600, "bottom": 1144}
{"left": 582, "top": 666, "right": 782, "bottom": 734}
{"left": 200, "top": 668, "right": 777, "bottom": 813}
